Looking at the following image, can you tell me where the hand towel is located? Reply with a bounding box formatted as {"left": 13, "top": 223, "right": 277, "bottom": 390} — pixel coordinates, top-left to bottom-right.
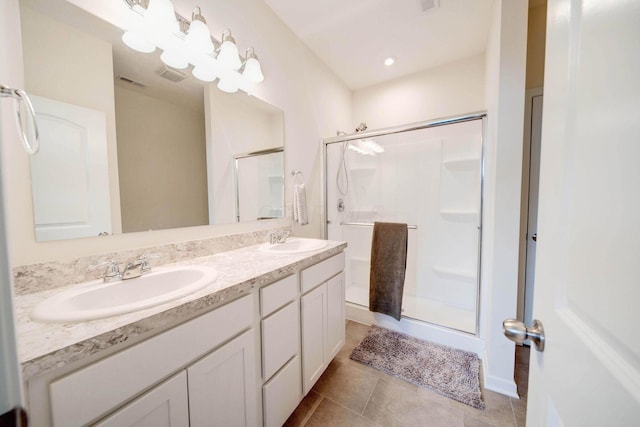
{"left": 369, "top": 222, "right": 408, "bottom": 321}
{"left": 293, "top": 183, "right": 309, "bottom": 225}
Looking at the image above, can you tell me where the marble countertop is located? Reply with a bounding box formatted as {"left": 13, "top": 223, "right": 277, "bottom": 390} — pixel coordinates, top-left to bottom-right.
{"left": 15, "top": 239, "right": 347, "bottom": 380}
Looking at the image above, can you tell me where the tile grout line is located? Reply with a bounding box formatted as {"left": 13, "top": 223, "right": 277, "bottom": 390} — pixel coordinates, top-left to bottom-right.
{"left": 321, "top": 391, "right": 383, "bottom": 426}
{"left": 299, "top": 395, "right": 325, "bottom": 427}
{"left": 509, "top": 397, "right": 519, "bottom": 427}
{"left": 360, "top": 376, "right": 380, "bottom": 416}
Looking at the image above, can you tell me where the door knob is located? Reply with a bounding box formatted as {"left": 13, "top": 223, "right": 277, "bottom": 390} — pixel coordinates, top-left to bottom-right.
{"left": 532, "top": 233, "right": 537, "bottom": 241}
{"left": 503, "top": 318, "right": 545, "bottom": 352}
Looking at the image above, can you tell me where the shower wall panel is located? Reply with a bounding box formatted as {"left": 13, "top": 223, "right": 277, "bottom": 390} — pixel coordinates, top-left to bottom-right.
{"left": 325, "top": 118, "right": 483, "bottom": 333}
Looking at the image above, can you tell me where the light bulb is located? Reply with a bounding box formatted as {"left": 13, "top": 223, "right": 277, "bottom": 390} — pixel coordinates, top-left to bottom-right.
{"left": 217, "top": 31, "right": 242, "bottom": 71}
{"left": 122, "top": 30, "right": 155, "bottom": 53}
{"left": 242, "top": 57, "right": 264, "bottom": 83}
{"left": 217, "top": 77, "right": 239, "bottom": 93}
{"left": 160, "top": 48, "right": 188, "bottom": 69}
{"left": 184, "top": 10, "right": 214, "bottom": 56}
{"left": 362, "top": 139, "right": 384, "bottom": 154}
{"left": 192, "top": 63, "right": 217, "bottom": 82}
{"left": 145, "top": 0, "right": 180, "bottom": 37}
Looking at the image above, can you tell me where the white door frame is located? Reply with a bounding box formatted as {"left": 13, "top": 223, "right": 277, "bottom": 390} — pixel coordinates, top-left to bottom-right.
{"left": 517, "top": 87, "right": 543, "bottom": 323}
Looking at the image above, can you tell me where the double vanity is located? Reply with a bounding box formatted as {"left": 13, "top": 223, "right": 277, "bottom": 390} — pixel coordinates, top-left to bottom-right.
{"left": 14, "top": 235, "right": 347, "bottom": 426}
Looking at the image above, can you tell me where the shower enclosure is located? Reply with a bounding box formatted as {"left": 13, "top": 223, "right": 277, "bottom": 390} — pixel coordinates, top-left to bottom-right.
{"left": 323, "top": 114, "right": 485, "bottom": 334}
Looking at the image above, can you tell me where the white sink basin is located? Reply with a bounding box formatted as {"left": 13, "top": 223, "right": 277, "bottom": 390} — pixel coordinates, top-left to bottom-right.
{"left": 258, "top": 238, "right": 328, "bottom": 255}
{"left": 31, "top": 265, "right": 219, "bottom": 323}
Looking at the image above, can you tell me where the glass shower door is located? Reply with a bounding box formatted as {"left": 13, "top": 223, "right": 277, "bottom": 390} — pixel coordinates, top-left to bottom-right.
{"left": 325, "top": 118, "right": 483, "bottom": 333}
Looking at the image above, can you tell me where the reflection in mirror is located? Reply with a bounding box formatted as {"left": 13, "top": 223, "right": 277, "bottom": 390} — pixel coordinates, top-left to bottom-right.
{"left": 19, "top": 0, "right": 285, "bottom": 241}
{"left": 234, "top": 148, "right": 284, "bottom": 222}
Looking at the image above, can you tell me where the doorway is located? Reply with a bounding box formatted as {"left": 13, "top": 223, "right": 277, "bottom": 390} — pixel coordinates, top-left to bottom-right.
{"left": 523, "top": 91, "right": 543, "bottom": 326}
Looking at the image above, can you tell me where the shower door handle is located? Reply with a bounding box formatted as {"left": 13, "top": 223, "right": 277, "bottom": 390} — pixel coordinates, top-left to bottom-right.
{"left": 502, "top": 319, "right": 545, "bottom": 352}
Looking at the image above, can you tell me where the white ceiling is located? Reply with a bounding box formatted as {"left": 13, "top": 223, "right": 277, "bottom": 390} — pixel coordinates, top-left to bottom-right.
{"left": 264, "top": 0, "right": 496, "bottom": 90}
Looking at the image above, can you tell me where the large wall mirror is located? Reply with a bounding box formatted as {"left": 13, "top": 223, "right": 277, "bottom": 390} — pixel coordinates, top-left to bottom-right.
{"left": 19, "top": 0, "right": 285, "bottom": 241}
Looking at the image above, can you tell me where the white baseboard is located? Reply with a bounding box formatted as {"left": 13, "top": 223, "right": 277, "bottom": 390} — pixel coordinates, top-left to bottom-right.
{"left": 482, "top": 357, "right": 519, "bottom": 398}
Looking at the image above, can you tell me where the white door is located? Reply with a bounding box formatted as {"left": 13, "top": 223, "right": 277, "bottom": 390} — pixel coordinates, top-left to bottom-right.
{"left": 523, "top": 94, "right": 543, "bottom": 326}
{"left": 525, "top": 0, "right": 640, "bottom": 425}
{"left": 30, "top": 95, "right": 112, "bottom": 241}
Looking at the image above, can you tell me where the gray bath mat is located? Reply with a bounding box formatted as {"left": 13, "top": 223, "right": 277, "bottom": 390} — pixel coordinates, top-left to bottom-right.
{"left": 350, "top": 326, "right": 485, "bottom": 409}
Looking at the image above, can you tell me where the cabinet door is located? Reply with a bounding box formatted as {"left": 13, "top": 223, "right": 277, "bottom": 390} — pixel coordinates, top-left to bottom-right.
{"left": 94, "top": 372, "right": 188, "bottom": 427}
{"left": 301, "top": 283, "right": 327, "bottom": 395}
{"left": 187, "top": 330, "right": 258, "bottom": 427}
{"left": 326, "top": 272, "right": 345, "bottom": 360}
{"left": 263, "top": 356, "right": 302, "bottom": 427}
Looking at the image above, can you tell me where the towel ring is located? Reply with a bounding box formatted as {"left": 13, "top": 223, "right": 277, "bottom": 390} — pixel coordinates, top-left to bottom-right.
{"left": 0, "top": 84, "right": 40, "bottom": 155}
{"left": 291, "top": 169, "right": 305, "bottom": 184}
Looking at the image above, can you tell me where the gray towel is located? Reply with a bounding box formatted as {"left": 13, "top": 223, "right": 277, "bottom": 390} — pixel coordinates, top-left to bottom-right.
{"left": 369, "top": 222, "right": 408, "bottom": 321}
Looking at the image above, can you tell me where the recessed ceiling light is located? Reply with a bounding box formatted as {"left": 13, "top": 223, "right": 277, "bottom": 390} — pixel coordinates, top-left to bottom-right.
{"left": 384, "top": 57, "right": 396, "bottom": 66}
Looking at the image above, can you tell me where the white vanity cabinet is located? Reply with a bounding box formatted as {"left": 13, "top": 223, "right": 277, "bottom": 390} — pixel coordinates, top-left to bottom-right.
{"left": 26, "top": 248, "right": 346, "bottom": 427}
{"left": 300, "top": 253, "right": 346, "bottom": 394}
{"left": 38, "top": 295, "right": 256, "bottom": 427}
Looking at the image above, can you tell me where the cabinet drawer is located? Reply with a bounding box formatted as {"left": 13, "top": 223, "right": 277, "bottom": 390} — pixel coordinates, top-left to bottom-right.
{"left": 261, "top": 300, "right": 299, "bottom": 380}
{"left": 300, "top": 252, "right": 345, "bottom": 294}
{"left": 263, "top": 355, "right": 301, "bottom": 427}
{"left": 49, "top": 295, "right": 253, "bottom": 426}
{"left": 260, "top": 274, "right": 297, "bottom": 317}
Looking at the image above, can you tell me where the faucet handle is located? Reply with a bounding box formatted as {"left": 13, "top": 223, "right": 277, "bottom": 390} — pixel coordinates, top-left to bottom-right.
{"left": 89, "top": 260, "right": 121, "bottom": 282}
{"left": 138, "top": 253, "right": 160, "bottom": 272}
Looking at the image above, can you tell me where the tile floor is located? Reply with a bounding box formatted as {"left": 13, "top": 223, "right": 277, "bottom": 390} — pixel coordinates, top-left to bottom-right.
{"left": 285, "top": 320, "right": 530, "bottom": 427}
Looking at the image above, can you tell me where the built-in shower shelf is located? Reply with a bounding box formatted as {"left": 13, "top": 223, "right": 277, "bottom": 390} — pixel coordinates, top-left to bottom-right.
{"left": 442, "top": 157, "right": 480, "bottom": 171}
{"left": 439, "top": 209, "right": 479, "bottom": 221}
{"left": 432, "top": 266, "right": 476, "bottom": 282}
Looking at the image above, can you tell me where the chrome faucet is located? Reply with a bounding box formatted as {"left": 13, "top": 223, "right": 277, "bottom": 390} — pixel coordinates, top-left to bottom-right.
{"left": 89, "top": 260, "right": 122, "bottom": 283}
{"left": 122, "top": 256, "right": 153, "bottom": 280}
{"left": 269, "top": 230, "right": 290, "bottom": 244}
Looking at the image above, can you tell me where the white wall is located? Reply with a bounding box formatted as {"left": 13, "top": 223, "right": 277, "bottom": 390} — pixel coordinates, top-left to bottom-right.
{"left": 479, "top": 0, "right": 528, "bottom": 397}
{"left": 0, "top": 0, "right": 352, "bottom": 266}
{"left": 352, "top": 54, "right": 486, "bottom": 129}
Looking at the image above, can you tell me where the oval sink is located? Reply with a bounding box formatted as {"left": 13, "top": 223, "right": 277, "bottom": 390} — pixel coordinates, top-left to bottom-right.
{"left": 31, "top": 265, "right": 219, "bottom": 323}
{"left": 258, "top": 238, "right": 328, "bottom": 255}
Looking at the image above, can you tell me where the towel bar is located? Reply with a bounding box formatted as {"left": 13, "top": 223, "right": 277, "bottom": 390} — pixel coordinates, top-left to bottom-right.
{"left": 340, "top": 221, "right": 417, "bottom": 230}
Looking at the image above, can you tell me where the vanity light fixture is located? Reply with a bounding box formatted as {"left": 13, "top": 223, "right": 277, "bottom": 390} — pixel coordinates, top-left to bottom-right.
{"left": 242, "top": 48, "right": 265, "bottom": 83}
{"left": 121, "top": 0, "right": 264, "bottom": 93}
